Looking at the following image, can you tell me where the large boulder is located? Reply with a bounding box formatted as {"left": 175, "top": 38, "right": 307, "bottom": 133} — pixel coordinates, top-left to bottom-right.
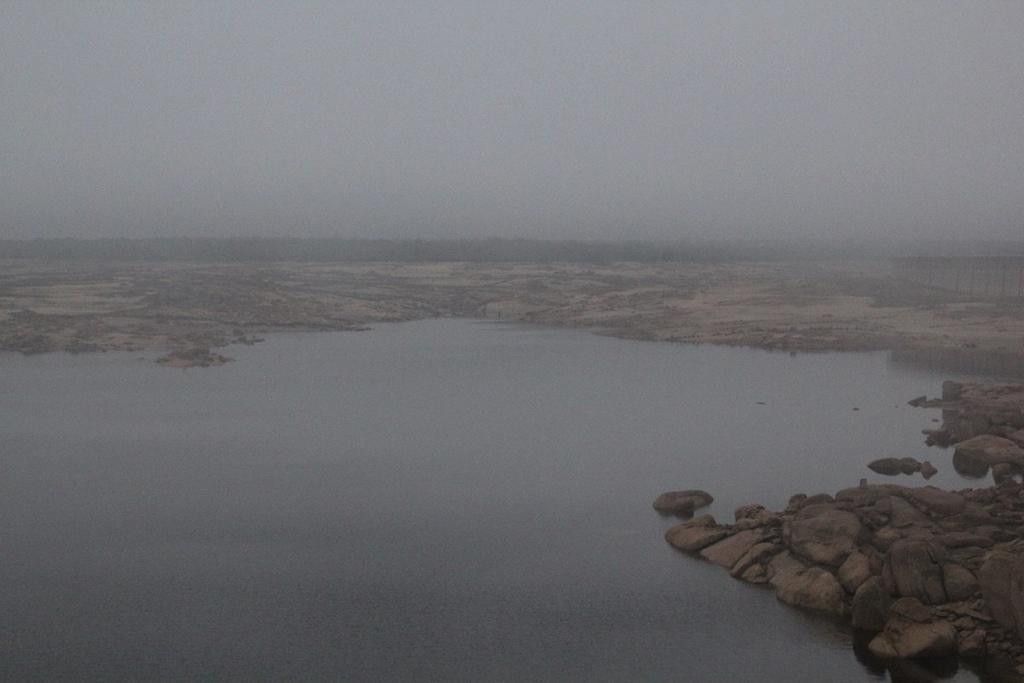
{"left": 868, "top": 458, "right": 906, "bottom": 476}
{"left": 978, "top": 550, "right": 1024, "bottom": 640}
{"left": 942, "top": 563, "right": 979, "bottom": 602}
{"left": 784, "top": 506, "right": 862, "bottom": 567}
{"left": 773, "top": 565, "right": 846, "bottom": 616}
{"left": 851, "top": 576, "right": 891, "bottom": 632}
{"left": 953, "top": 435, "right": 1024, "bottom": 476}
{"left": 700, "top": 529, "right": 765, "bottom": 569}
{"left": 868, "top": 618, "right": 954, "bottom": 659}
{"left": 664, "top": 515, "right": 730, "bottom": 552}
{"left": 900, "top": 487, "right": 966, "bottom": 517}
{"left": 653, "top": 490, "right": 714, "bottom": 516}
{"left": 837, "top": 550, "right": 873, "bottom": 594}
{"left": 868, "top": 618, "right": 956, "bottom": 659}
{"left": 881, "top": 539, "right": 947, "bottom": 605}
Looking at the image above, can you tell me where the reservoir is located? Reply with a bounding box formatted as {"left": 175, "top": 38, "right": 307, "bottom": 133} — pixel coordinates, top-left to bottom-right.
{"left": 0, "top": 319, "right": 990, "bottom": 681}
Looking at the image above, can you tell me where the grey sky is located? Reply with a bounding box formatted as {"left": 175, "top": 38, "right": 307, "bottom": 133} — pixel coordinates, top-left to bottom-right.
{"left": 2, "top": 1, "right": 1023, "bottom": 241}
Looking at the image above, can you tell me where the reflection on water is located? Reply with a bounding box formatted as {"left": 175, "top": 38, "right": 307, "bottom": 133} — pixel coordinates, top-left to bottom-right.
{"left": 0, "top": 320, "right": 996, "bottom": 681}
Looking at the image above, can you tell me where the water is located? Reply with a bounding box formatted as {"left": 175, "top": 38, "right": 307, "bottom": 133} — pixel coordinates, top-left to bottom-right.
{"left": 0, "top": 319, "right": 992, "bottom": 681}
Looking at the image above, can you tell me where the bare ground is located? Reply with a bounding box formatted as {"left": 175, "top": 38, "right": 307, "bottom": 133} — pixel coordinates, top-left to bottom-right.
{"left": 1, "top": 259, "right": 1023, "bottom": 366}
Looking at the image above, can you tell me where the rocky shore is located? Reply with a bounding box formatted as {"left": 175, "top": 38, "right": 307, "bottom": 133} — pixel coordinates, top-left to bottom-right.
{"left": 659, "top": 381, "right": 1024, "bottom": 679}
{"left": 6, "top": 259, "right": 1024, "bottom": 368}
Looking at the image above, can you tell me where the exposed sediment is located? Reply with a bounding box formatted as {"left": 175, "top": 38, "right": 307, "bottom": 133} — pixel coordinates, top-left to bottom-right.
{"left": 6, "top": 259, "right": 1024, "bottom": 367}
{"left": 660, "top": 382, "right": 1024, "bottom": 678}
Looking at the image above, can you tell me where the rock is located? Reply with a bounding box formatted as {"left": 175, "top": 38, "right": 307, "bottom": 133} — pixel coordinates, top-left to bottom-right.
{"left": 664, "top": 515, "right": 730, "bottom": 552}
{"left": 943, "top": 563, "right": 979, "bottom": 602}
{"left": 978, "top": 550, "right": 1024, "bottom": 639}
{"left": 936, "top": 531, "right": 994, "bottom": 549}
{"left": 882, "top": 539, "right": 947, "bottom": 605}
{"left": 785, "top": 507, "right": 862, "bottom": 567}
{"left": 942, "top": 380, "right": 963, "bottom": 401}
{"left": 957, "top": 629, "right": 987, "bottom": 657}
{"left": 1007, "top": 429, "right": 1024, "bottom": 447}
{"left": 898, "top": 458, "right": 923, "bottom": 475}
{"left": 773, "top": 565, "right": 846, "bottom": 616}
{"left": 851, "top": 577, "right": 891, "bottom": 632}
{"left": 653, "top": 490, "right": 714, "bottom": 516}
{"left": 868, "top": 618, "right": 957, "bottom": 659}
{"left": 872, "top": 527, "right": 903, "bottom": 551}
{"left": 729, "top": 541, "right": 779, "bottom": 580}
{"left": 700, "top": 529, "right": 765, "bottom": 569}
{"left": 882, "top": 495, "right": 931, "bottom": 528}
{"left": 734, "top": 504, "right": 765, "bottom": 522}
{"left": 992, "top": 462, "right": 1021, "bottom": 485}
{"left": 890, "top": 597, "right": 933, "bottom": 623}
{"left": 901, "top": 487, "right": 966, "bottom": 516}
{"left": 838, "top": 551, "right": 873, "bottom": 594}
{"left": 954, "top": 435, "right": 1024, "bottom": 470}
{"left": 803, "top": 493, "right": 835, "bottom": 506}
{"left": 920, "top": 461, "right": 938, "bottom": 480}
{"left": 869, "top": 458, "right": 906, "bottom": 476}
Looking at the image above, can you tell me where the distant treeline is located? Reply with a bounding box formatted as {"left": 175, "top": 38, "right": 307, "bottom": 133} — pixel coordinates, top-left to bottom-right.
{"left": 1, "top": 237, "right": 1021, "bottom": 263}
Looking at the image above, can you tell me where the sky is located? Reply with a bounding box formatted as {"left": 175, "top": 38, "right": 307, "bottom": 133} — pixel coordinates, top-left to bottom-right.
{"left": 2, "top": 1, "right": 1023, "bottom": 242}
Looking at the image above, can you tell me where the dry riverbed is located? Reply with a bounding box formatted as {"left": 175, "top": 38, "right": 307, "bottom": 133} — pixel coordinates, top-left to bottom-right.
{"left": 3, "top": 259, "right": 1024, "bottom": 367}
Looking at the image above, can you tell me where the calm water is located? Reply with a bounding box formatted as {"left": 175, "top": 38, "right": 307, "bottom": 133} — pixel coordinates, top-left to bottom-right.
{"left": 0, "top": 320, "right": 992, "bottom": 681}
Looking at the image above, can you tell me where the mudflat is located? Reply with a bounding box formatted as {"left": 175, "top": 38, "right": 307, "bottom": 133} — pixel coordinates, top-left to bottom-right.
{"left": 2, "top": 259, "right": 1023, "bottom": 366}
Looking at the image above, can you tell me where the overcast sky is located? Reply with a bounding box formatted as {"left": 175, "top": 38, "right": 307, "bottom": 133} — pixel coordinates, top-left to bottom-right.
{"left": 2, "top": 1, "right": 1023, "bottom": 241}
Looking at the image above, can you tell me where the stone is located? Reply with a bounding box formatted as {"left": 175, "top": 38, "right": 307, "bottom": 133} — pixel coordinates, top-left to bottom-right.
{"left": 785, "top": 507, "right": 862, "bottom": 567}
{"left": 883, "top": 495, "right": 931, "bottom": 528}
{"left": 664, "top": 515, "right": 730, "bottom": 552}
{"left": 936, "top": 531, "right": 993, "bottom": 549}
{"left": 653, "top": 490, "right": 714, "bottom": 516}
{"left": 838, "top": 550, "right": 873, "bottom": 594}
{"left": 957, "top": 629, "right": 987, "bottom": 657}
{"left": 942, "top": 564, "right": 979, "bottom": 602}
{"left": 729, "top": 541, "right": 779, "bottom": 580}
{"left": 851, "top": 577, "right": 891, "bottom": 632}
{"left": 954, "top": 435, "right": 1024, "bottom": 471}
{"left": 700, "top": 529, "right": 765, "bottom": 569}
{"left": 882, "top": 539, "right": 947, "bottom": 605}
{"left": 992, "top": 462, "right": 1021, "bottom": 485}
{"left": 868, "top": 619, "right": 957, "bottom": 659}
{"left": 978, "top": 550, "right": 1024, "bottom": 640}
{"left": 920, "top": 461, "right": 938, "bottom": 480}
{"left": 890, "top": 597, "right": 932, "bottom": 623}
{"left": 773, "top": 566, "right": 846, "bottom": 616}
{"left": 898, "top": 457, "right": 922, "bottom": 475}
{"left": 868, "top": 458, "right": 906, "bottom": 476}
{"left": 901, "top": 487, "right": 966, "bottom": 516}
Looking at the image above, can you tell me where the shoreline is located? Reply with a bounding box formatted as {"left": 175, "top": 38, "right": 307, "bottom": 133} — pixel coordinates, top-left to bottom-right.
{"left": 659, "top": 381, "right": 1024, "bottom": 680}
{"left": 3, "top": 259, "right": 1024, "bottom": 369}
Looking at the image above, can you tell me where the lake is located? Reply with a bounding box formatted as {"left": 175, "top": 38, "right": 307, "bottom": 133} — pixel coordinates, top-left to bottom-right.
{"left": 0, "top": 319, "right": 994, "bottom": 681}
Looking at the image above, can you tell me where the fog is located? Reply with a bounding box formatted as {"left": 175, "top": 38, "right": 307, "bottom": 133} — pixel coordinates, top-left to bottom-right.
{"left": 2, "top": 1, "right": 1023, "bottom": 242}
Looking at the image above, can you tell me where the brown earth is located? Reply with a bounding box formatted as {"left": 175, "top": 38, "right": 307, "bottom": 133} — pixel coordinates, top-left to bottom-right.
{"left": 2, "top": 259, "right": 1024, "bottom": 366}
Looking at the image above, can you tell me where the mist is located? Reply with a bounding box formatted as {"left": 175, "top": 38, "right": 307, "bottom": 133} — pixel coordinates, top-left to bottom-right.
{"left": 2, "top": 1, "right": 1023, "bottom": 242}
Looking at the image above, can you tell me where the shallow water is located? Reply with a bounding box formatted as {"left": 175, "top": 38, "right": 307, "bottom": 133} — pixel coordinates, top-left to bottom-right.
{"left": 0, "top": 319, "right": 994, "bottom": 681}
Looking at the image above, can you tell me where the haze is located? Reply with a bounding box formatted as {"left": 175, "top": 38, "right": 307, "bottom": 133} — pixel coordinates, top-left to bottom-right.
{"left": 2, "top": 1, "right": 1023, "bottom": 241}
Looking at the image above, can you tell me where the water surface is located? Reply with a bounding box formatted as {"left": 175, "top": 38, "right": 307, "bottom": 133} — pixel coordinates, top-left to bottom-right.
{"left": 0, "top": 320, "right": 990, "bottom": 681}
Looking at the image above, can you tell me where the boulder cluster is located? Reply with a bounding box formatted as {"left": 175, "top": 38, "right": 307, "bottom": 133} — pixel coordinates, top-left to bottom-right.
{"left": 659, "top": 380, "right": 1024, "bottom": 676}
